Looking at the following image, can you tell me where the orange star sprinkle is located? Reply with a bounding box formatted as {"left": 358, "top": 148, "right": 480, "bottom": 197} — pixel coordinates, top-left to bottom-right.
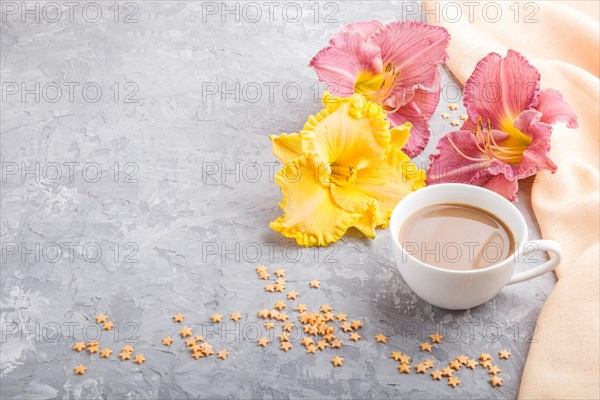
{"left": 398, "top": 364, "right": 411, "bottom": 374}
{"left": 274, "top": 301, "right": 286, "bottom": 311}
{"left": 95, "top": 314, "right": 108, "bottom": 324}
{"left": 280, "top": 342, "right": 292, "bottom": 352}
{"left": 429, "top": 333, "right": 443, "bottom": 343}
{"left": 100, "top": 348, "right": 113, "bottom": 358}
{"left": 257, "top": 337, "right": 269, "bottom": 347}
{"left": 230, "top": 312, "right": 242, "bottom": 322}
{"left": 349, "top": 333, "right": 361, "bottom": 342}
{"left": 210, "top": 314, "right": 223, "bottom": 323}
{"left": 415, "top": 363, "right": 428, "bottom": 374}
{"left": 309, "top": 280, "right": 320, "bottom": 288}
{"left": 172, "top": 313, "right": 185, "bottom": 323}
{"left": 448, "top": 376, "right": 460, "bottom": 388}
{"left": 390, "top": 352, "right": 403, "bottom": 361}
{"left": 133, "top": 354, "right": 145, "bottom": 364}
{"left": 499, "top": 350, "right": 511, "bottom": 359}
{"left": 466, "top": 359, "right": 478, "bottom": 369}
{"left": 320, "top": 304, "right": 332, "bottom": 313}
{"left": 73, "top": 364, "right": 87, "bottom": 375}
{"left": 488, "top": 365, "right": 502, "bottom": 375}
{"left": 449, "top": 360, "right": 462, "bottom": 370}
{"left": 273, "top": 268, "right": 286, "bottom": 277}
{"left": 479, "top": 353, "right": 492, "bottom": 361}
{"left": 264, "top": 285, "right": 275, "bottom": 292}
{"left": 72, "top": 342, "right": 86, "bottom": 352}
{"left": 295, "top": 304, "right": 307, "bottom": 313}
{"left": 441, "top": 367, "right": 454, "bottom": 377}
{"left": 490, "top": 375, "right": 503, "bottom": 387}
{"left": 162, "top": 336, "right": 174, "bottom": 346}
{"left": 330, "top": 340, "right": 343, "bottom": 349}
{"left": 336, "top": 313, "right": 347, "bottom": 322}
{"left": 350, "top": 320, "right": 363, "bottom": 330}
{"left": 217, "top": 349, "right": 229, "bottom": 360}
{"left": 456, "top": 355, "right": 469, "bottom": 365}
{"left": 398, "top": 354, "right": 411, "bottom": 365}
{"left": 287, "top": 290, "right": 299, "bottom": 300}
{"left": 179, "top": 327, "right": 193, "bottom": 338}
{"left": 119, "top": 351, "right": 131, "bottom": 361}
{"left": 102, "top": 321, "right": 114, "bottom": 331}
{"left": 331, "top": 356, "right": 344, "bottom": 367}
{"left": 431, "top": 369, "right": 443, "bottom": 380}
{"left": 420, "top": 342, "right": 432, "bottom": 352}
{"left": 374, "top": 333, "right": 388, "bottom": 343}
{"left": 306, "top": 345, "right": 317, "bottom": 354}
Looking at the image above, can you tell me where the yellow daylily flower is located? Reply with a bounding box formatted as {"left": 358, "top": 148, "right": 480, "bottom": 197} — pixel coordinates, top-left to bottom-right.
{"left": 270, "top": 93, "right": 425, "bottom": 247}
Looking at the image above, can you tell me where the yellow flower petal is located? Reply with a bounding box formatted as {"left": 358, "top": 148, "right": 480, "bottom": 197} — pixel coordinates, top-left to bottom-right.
{"left": 270, "top": 155, "right": 363, "bottom": 247}
{"left": 330, "top": 145, "right": 425, "bottom": 227}
{"left": 390, "top": 122, "right": 412, "bottom": 150}
{"left": 270, "top": 133, "right": 302, "bottom": 164}
{"left": 301, "top": 94, "right": 390, "bottom": 172}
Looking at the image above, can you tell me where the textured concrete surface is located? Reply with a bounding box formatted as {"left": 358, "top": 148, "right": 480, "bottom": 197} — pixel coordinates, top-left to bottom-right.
{"left": 1, "top": 1, "right": 556, "bottom": 399}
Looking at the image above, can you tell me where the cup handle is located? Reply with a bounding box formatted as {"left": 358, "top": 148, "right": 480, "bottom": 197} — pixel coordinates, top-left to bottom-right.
{"left": 508, "top": 240, "right": 563, "bottom": 285}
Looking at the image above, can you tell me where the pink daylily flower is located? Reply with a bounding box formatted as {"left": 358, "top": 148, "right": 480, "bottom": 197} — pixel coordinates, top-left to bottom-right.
{"left": 309, "top": 20, "right": 450, "bottom": 157}
{"left": 427, "top": 50, "right": 578, "bottom": 201}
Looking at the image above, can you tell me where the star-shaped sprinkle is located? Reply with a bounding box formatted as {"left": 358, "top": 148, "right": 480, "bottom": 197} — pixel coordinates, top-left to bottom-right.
{"left": 480, "top": 360, "right": 492, "bottom": 368}
{"left": 316, "top": 341, "right": 328, "bottom": 351}
{"left": 320, "top": 304, "right": 332, "bottom": 313}
{"left": 273, "top": 268, "right": 286, "bottom": 277}
{"left": 190, "top": 344, "right": 202, "bottom": 353}
{"left": 280, "top": 342, "right": 292, "bottom": 352}
{"left": 102, "top": 321, "right": 114, "bottom": 331}
{"left": 449, "top": 103, "right": 459, "bottom": 111}
{"left": 201, "top": 343, "right": 214, "bottom": 356}
{"left": 490, "top": 375, "right": 503, "bottom": 387}
{"left": 330, "top": 340, "right": 343, "bottom": 349}
{"left": 180, "top": 327, "right": 192, "bottom": 338}
{"left": 264, "top": 285, "right": 275, "bottom": 292}
{"left": 195, "top": 336, "right": 204, "bottom": 342}
{"left": 306, "top": 345, "right": 317, "bottom": 354}
{"left": 456, "top": 355, "right": 469, "bottom": 364}
{"left": 441, "top": 112, "right": 450, "bottom": 119}
{"left": 488, "top": 365, "right": 502, "bottom": 375}
{"left": 256, "top": 265, "right": 268, "bottom": 273}
{"left": 424, "top": 359, "right": 435, "bottom": 368}
{"left": 73, "top": 342, "right": 86, "bottom": 352}
{"left": 230, "top": 312, "right": 242, "bottom": 322}
{"left": 100, "top": 348, "right": 113, "bottom": 358}
{"left": 185, "top": 338, "right": 197, "bottom": 347}
{"left": 121, "top": 345, "right": 134, "bottom": 353}
{"left": 336, "top": 313, "right": 347, "bottom": 322}
{"left": 274, "top": 301, "right": 286, "bottom": 311}
{"left": 349, "top": 333, "right": 361, "bottom": 342}
{"left": 499, "top": 349, "right": 511, "bottom": 359}
{"left": 95, "top": 314, "right": 108, "bottom": 324}
{"left": 162, "top": 336, "right": 173, "bottom": 346}
{"left": 441, "top": 367, "right": 454, "bottom": 377}
{"left": 264, "top": 322, "right": 275, "bottom": 330}
{"left": 192, "top": 351, "right": 204, "bottom": 360}
{"left": 87, "top": 341, "right": 99, "bottom": 348}
{"left": 449, "top": 360, "right": 462, "bottom": 370}
{"left": 210, "top": 314, "right": 223, "bottom": 323}
{"left": 459, "top": 114, "right": 468, "bottom": 121}
{"left": 283, "top": 322, "right": 294, "bottom": 332}
{"left": 278, "top": 332, "right": 290, "bottom": 342}
{"left": 431, "top": 369, "right": 443, "bottom": 380}
{"left": 88, "top": 345, "right": 99, "bottom": 354}
{"left": 390, "top": 352, "right": 403, "bottom": 361}
{"left": 350, "top": 320, "right": 363, "bottom": 330}
{"left": 119, "top": 351, "right": 131, "bottom": 361}
{"left": 466, "top": 359, "right": 478, "bottom": 369}
{"left": 172, "top": 313, "right": 185, "bottom": 323}
{"left": 340, "top": 323, "right": 352, "bottom": 332}
{"left": 133, "top": 354, "right": 145, "bottom": 364}
{"left": 398, "top": 364, "right": 411, "bottom": 374}
{"left": 398, "top": 354, "right": 411, "bottom": 364}
{"left": 257, "top": 337, "right": 269, "bottom": 347}
{"left": 295, "top": 304, "right": 307, "bottom": 313}
{"left": 258, "top": 309, "right": 269, "bottom": 319}
{"left": 415, "top": 363, "right": 428, "bottom": 374}
{"left": 274, "top": 283, "right": 286, "bottom": 292}
{"left": 420, "top": 342, "right": 432, "bottom": 352}
{"left": 429, "top": 333, "right": 443, "bottom": 343}
{"left": 217, "top": 349, "right": 229, "bottom": 360}
{"left": 331, "top": 356, "right": 344, "bottom": 367}
{"left": 375, "top": 333, "right": 388, "bottom": 343}
{"left": 73, "top": 364, "right": 87, "bottom": 375}
{"left": 479, "top": 353, "right": 492, "bottom": 361}
{"left": 448, "top": 376, "right": 460, "bottom": 388}
{"left": 309, "top": 280, "right": 320, "bottom": 288}
{"left": 287, "top": 290, "right": 299, "bottom": 300}
{"left": 301, "top": 337, "right": 314, "bottom": 347}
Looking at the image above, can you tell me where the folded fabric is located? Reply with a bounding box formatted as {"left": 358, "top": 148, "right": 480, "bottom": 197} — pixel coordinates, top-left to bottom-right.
{"left": 425, "top": 1, "right": 600, "bottom": 398}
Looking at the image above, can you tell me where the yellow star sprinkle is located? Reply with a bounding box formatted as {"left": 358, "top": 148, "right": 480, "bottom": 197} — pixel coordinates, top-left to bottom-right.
{"left": 301, "top": 337, "right": 314, "bottom": 347}
{"left": 420, "top": 342, "right": 432, "bottom": 352}
{"left": 100, "top": 348, "right": 113, "bottom": 358}
{"left": 274, "top": 301, "right": 286, "bottom": 311}
{"left": 230, "top": 312, "right": 242, "bottom": 322}
{"left": 330, "top": 340, "right": 342, "bottom": 349}
{"left": 217, "top": 349, "right": 229, "bottom": 360}
{"left": 441, "top": 367, "right": 454, "bottom": 377}
{"left": 192, "top": 351, "right": 204, "bottom": 360}
{"left": 349, "top": 333, "right": 361, "bottom": 342}
{"left": 350, "top": 320, "right": 363, "bottom": 330}
{"left": 185, "top": 338, "right": 197, "bottom": 347}
{"left": 429, "top": 333, "right": 443, "bottom": 343}
{"left": 480, "top": 360, "right": 492, "bottom": 368}
{"left": 479, "top": 353, "right": 492, "bottom": 361}
{"left": 309, "top": 280, "right": 320, "bottom": 289}
{"left": 336, "top": 313, "right": 347, "bottom": 322}
{"left": 102, "top": 321, "right": 114, "bottom": 331}
{"left": 449, "top": 103, "right": 459, "bottom": 111}
{"left": 415, "top": 363, "right": 428, "bottom": 374}
{"left": 306, "top": 345, "right": 317, "bottom": 354}
{"left": 430, "top": 369, "right": 443, "bottom": 380}
{"left": 490, "top": 375, "right": 503, "bottom": 387}
{"left": 72, "top": 342, "right": 86, "bottom": 352}
{"left": 210, "top": 314, "right": 223, "bottom": 323}
{"left": 121, "top": 345, "right": 134, "bottom": 353}
{"left": 449, "top": 360, "right": 462, "bottom": 370}
{"left": 280, "top": 342, "right": 292, "bottom": 352}
{"left": 374, "top": 333, "right": 388, "bottom": 343}
{"left": 331, "top": 356, "right": 344, "bottom": 367}
{"left": 499, "top": 349, "right": 511, "bottom": 359}
{"left": 264, "top": 322, "right": 275, "bottom": 330}
{"left": 320, "top": 304, "right": 332, "bottom": 313}
{"left": 287, "top": 290, "right": 299, "bottom": 300}
{"left": 87, "top": 345, "right": 99, "bottom": 354}
{"left": 273, "top": 268, "right": 286, "bottom": 277}
{"left": 258, "top": 308, "right": 270, "bottom": 319}
{"left": 459, "top": 114, "right": 469, "bottom": 121}
{"left": 398, "top": 363, "right": 411, "bottom": 374}
{"left": 450, "top": 119, "right": 460, "bottom": 126}
{"left": 179, "top": 327, "right": 193, "bottom": 338}
{"left": 398, "top": 354, "right": 411, "bottom": 365}
{"left": 172, "top": 313, "right": 186, "bottom": 323}
{"left": 295, "top": 304, "right": 307, "bottom": 313}
{"left": 264, "top": 285, "right": 275, "bottom": 292}
{"left": 456, "top": 355, "right": 469, "bottom": 364}
{"left": 133, "top": 354, "right": 145, "bottom": 364}
{"left": 73, "top": 364, "right": 87, "bottom": 375}
{"left": 390, "top": 352, "right": 403, "bottom": 362}
{"left": 316, "top": 341, "right": 328, "bottom": 351}
{"left": 340, "top": 323, "right": 352, "bottom": 333}
{"left": 257, "top": 337, "right": 269, "bottom": 347}
{"left": 162, "top": 337, "right": 174, "bottom": 346}
{"left": 119, "top": 351, "right": 131, "bottom": 361}
{"left": 278, "top": 332, "right": 290, "bottom": 342}
{"left": 95, "top": 314, "right": 108, "bottom": 324}
{"left": 466, "top": 359, "right": 478, "bottom": 369}
{"left": 448, "top": 376, "right": 460, "bottom": 388}
{"left": 488, "top": 365, "right": 502, "bottom": 375}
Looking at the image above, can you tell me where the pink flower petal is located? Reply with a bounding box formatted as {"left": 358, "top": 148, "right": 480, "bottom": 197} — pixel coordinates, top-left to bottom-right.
{"left": 463, "top": 50, "right": 540, "bottom": 128}
{"left": 309, "top": 31, "right": 382, "bottom": 97}
{"left": 481, "top": 174, "right": 519, "bottom": 202}
{"left": 535, "top": 88, "right": 579, "bottom": 128}
{"left": 369, "top": 21, "right": 449, "bottom": 92}
{"left": 513, "top": 110, "right": 557, "bottom": 178}
{"left": 341, "top": 19, "right": 384, "bottom": 38}
{"left": 387, "top": 101, "right": 431, "bottom": 157}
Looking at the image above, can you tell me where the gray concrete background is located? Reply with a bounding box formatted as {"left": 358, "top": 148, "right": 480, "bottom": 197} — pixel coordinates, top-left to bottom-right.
{"left": 1, "top": 1, "right": 556, "bottom": 399}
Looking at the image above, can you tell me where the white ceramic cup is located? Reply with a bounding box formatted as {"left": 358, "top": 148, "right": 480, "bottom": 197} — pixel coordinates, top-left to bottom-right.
{"left": 390, "top": 183, "right": 562, "bottom": 310}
